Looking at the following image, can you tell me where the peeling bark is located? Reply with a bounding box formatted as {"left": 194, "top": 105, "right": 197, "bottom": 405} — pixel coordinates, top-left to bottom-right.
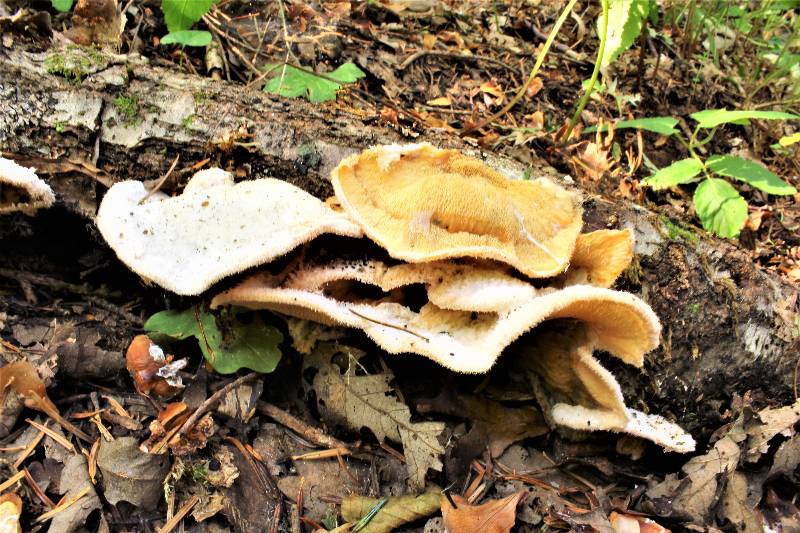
{"left": 1, "top": 45, "right": 797, "bottom": 439}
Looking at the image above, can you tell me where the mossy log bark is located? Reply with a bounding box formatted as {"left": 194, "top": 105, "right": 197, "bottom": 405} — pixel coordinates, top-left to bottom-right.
{"left": 1, "top": 45, "right": 797, "bottom": 441}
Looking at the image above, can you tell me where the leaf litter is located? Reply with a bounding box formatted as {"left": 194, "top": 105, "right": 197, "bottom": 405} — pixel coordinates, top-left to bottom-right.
{"left": 3, "top": 1, "right": 800, "bottom": 529}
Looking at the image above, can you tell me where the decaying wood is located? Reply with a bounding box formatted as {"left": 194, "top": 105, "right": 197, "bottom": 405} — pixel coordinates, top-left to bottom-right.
{"left": 1, "top": 45, "right": 797, "bottom": 438}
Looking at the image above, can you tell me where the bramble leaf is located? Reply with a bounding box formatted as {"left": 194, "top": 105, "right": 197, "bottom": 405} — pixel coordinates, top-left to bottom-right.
{"left": 690, "top": 109, "right": 799, "bottom": 129}
{"left": 264, "top": 63, "right": 365, "bottom": 103}
{"left": 162, "top": 0, "right": 218, "bottom": 33}
{"left": 644, "top": 158, "right": 704, "bottom": 189}
{"left": 584, "top": 116, "right": 679, "bottom": 136}
{"left": 161, "top": 30, "right": 213, "bottom": 47}
{"left": 145, "top": 307, "right": 282, "bottom": 374}
{"left": 706, "top": 155, "right": 796, "bottom": 195}
{"left": 693, "top": 178, "right": 748, "bottom": 238}
{"left": 599, "top": 0, "right": 650, "bottom": 67}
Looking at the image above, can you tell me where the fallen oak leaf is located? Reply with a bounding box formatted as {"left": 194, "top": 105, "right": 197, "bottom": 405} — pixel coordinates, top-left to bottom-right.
{"left": 440, "top": 491, "right": 526, "bottom": 533}
{"left": 305, "top": 346, "right": 446, "bottom": 490}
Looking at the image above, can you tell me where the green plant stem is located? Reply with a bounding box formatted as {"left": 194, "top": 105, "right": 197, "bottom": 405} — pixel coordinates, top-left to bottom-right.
{"left": 462, "top": 0, "right": 579, "bottom": 134}
{"left": 560, "top": 0, "right": 609, "bottom": 143}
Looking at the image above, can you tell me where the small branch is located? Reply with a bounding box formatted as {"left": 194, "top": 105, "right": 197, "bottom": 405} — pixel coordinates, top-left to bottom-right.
{"left": 257, "top": 401, "right": 349, "bottom": 450}
{"left": 178, "top": 372, "right": 262, "bottom": 436}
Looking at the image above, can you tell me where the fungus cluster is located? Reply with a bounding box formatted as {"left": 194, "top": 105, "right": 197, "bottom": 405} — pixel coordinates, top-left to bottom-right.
{"left": 97, "top": 143, "right": 695, "bottom": 452}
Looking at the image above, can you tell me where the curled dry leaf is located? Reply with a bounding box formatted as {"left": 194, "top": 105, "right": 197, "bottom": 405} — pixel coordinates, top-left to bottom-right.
{"left": 63, "top": 0, "right": 124, "bottom": 46}
{"left": 331, "top": 143, "right": 583, "bottom": 278}
{"left": 0, "top": 157, "right": 55, "bottom": 215}
{"left": 126, "top": 335, "right": 183, "bottom": 398}
{"left": 0, "top": 361, "right": 91, "bottom": 442}
{"left": 440, "top": 491, "right": 525, "bottom": 533}
{"left": 96, "top": 167, "right": 362, "bottom": 295}
{"left": 212, "top": 259, "right": 661, "bottom": 374}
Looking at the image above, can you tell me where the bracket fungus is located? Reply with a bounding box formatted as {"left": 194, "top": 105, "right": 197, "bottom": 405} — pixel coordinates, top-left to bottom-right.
{"left": 564, "top": 229, "right": 634, "bottom": 288}
{"left": 96, "top": 168, "right": 362, "bottom": 295}
{"left": 0, "top": 157, "right": 55, "bottom": 215}
{"left": 331, "top": 143, "right": 584, "bottom": 278}
{"left": 211, "top": 259, "right": 660, "bottom": 374}
{"left": 522, "top": 323, "right": 696, "bottom": 453}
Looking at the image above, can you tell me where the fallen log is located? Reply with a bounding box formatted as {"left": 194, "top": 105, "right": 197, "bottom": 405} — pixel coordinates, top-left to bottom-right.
{"left": 1, "top": 44, "right": 797, "bottom": 441}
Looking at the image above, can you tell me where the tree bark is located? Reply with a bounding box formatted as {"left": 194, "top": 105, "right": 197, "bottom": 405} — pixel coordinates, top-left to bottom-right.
{"left": 1, "top": 45, "right": 797, "bottom": 438}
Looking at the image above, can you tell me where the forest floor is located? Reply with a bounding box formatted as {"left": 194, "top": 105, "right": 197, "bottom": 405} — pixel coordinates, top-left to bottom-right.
{"left": 0, "top": 1, "right": 799, "bottom": 532}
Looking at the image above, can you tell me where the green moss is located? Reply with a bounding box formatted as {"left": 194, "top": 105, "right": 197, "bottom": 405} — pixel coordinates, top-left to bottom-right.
{"left": 54, "top": 121, "right": 66, "bottom": 133}
{"left": 661, "top": 216, "right": 699, "bottom": 244}
{"left": 189, "top": 464, "right": 208, "bottom": 482}
{"left": 44, "top": 45, "right": 107, "bottom": 84}
{"left": 113, "top": 95, "right": 141, "bottom": 125}
{"left": 181, "top": 114, "right": 195, "bottom": 130}
{"left": 687, "top": 302, "right": 700, "bottom": 315}
{"left": 193, "top": 91, "right": 212, "bottom": 104}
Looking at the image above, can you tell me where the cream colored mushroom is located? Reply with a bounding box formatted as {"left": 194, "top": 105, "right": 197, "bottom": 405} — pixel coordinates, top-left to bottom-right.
{"left": 331, "top": 143, "right": 584, "bottom": 278}
{"left": 95, "top": 168, "right": 362, "bottom": 296}
{"left": 0, "top": 158, "right": 55, "bottom": 215}
{"left": 521, "top": 322, "right": 695, "bottom": 453}
{"left": 211, "top": 259, "right": 660, "bottom": 373}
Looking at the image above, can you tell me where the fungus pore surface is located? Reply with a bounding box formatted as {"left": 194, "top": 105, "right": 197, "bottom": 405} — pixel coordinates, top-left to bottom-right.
{"left": 211, "top": 260, "right": 660, "bottom": 373}
{"left": 331, "top": 143, "right": 584, "bottom": 278}
{"left": 96, "top": 168, "right": 363, "bottom": 295}
{"left": 523, "top": 323, "right": 696, "bottom": 453}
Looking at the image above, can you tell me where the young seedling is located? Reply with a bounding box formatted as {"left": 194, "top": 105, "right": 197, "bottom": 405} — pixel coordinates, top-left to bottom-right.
{"left": 590, "top": 110, "right": 798, "bottom": 238}
{"left": 643, "top": 109, "right": 798, "bottom": 238}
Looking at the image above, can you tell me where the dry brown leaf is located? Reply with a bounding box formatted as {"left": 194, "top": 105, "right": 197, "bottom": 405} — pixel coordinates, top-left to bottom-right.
{"left": 341, "top": 490, "right": 440, "bottom": 533}
{"left": 0, "top": 361, "right": 90, "bottom": 442}
{"left": 305, "top": 347, "right": 445, "bottom": 490}
{"left": 440, "top": 492, "right": 525, "bottom": 533}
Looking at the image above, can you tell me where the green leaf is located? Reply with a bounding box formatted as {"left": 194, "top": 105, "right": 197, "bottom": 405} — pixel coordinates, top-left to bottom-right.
{"left": 644, "top": 158, "right": 704, "bottom": 189}
{"left": 693, "top": 178, "right": 748, "bottom": 238}
{"left": 161, "top": 30, "right": 213, "bottom": 47}
{"left": 51, "top": 0, "right": 74, "bottom": 12}
{"left": 599, "top": 0, "right": 650, "bottom": 67}
{"left": 584, "top": 116, "right": 679, "bottom": 136}
{"left": 161, "top": 0, "right": 219, "bottom": 33}
{"left": 145, "top": 307, "right": 283, "bottom": 374}
{"left": 706, "top": 155, "right": 797, "bottom": 195}
{"left": 690, "top": 109, "right": 800, "bottom": 129}
{"left": 264, "top": 63, "right": 366, "bottom": 103}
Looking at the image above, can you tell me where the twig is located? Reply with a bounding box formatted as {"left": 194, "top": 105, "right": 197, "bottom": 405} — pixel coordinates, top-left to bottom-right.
{"left": 399, "top": 50, "right": 522, "bottom": 77}
{"left": 349, "top": 309, "right": 430, "bottom": 341}
{"left": 178, "top": 372, "right": 262, "bottom": 436}
{"left": 139, "top": 154, "right": 180, "bottom": 204}
{"left": 257, "top": 401, "right": 349, "bottom": 450}
{"left": 156, "top": 495, "right": 199, "bottom": 533}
